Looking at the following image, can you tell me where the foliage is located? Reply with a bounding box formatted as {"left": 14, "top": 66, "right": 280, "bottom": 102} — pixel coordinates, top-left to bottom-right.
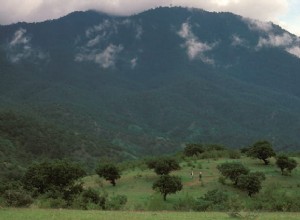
{"left": 184, "top": 143, "right": 204, "bottom": 157}
{"left": 3, "top": 189, "right": 33, "bottom": 207}
{"left": 95, "top": 163, "right": 121, "bottom": 186}
{"left": 276, "top": 155, "right": 297, "bottom": 175}
{"left": 237, "top": 172, "right": 265, "bottom": 197}
{"left": 22, "top": 160, "right": 86, "bottom": 197}
{"left": 105, "top": 195, "right": 127, "bottom": 210}
{"left": 194, "top": 189, "right": 229, "bottom": 211}
{"left": 146, "top": 157, "right": 180, "bottom": 175}
{"left": 247, "top": 140, "right": 276, "bottom": 165}
{"left": 217, "top": 162, "right": 249, "bottom": 185}
{"left": 152, "top": 175, "right": 182, "bottom": 201}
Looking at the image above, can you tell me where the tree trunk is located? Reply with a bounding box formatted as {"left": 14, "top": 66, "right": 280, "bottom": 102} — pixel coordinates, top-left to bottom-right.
{"left": 262, "top": 158, "right": 269, "bottom": 165}
{"left": 111, "top": 179, "right": 116, "bottom": 186}
{"left": 163, "top": 193, "right": 167, "bottom": 201}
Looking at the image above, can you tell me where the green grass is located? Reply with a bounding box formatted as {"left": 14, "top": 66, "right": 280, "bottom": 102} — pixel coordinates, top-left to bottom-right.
{"left": 1, "top": 156, "right": 300, "bottom": 218}
{"left": 1, "top": 209, "right": 300, "bottom": 220}
{"left": 82, "top": 155, "right": 300, "bottom": 211}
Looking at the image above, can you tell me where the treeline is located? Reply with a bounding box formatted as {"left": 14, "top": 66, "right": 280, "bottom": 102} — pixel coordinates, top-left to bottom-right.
{"left": 0, "top": 110, "right": 126, "bottom": 182}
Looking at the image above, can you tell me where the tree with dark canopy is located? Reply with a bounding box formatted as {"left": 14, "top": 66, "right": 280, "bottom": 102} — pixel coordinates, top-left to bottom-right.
{"left": 96, "top": 163, "right": 121, "bottom": 186}
{"left": 247, "top": 140, "right": 276, "bottom": 165}
{"left": 276, "top": 155, "right": 297, "bottom": 175}
{"left": 146, "top": 157, "right": 180, "bottom": 175}
{"left": 237, "top": 172, "right": 265, "bottom": 197}
{"left": 23, "top": 160, "right": 86, "bottom": 195}
{"left": 184, "top": 143, "right": 204, "bottom": 157}
{"left": 217, "top": 162, "right": 249, "bottom": 185}
{"left": 152, "top": 175, "right": 182, "bottom": 201}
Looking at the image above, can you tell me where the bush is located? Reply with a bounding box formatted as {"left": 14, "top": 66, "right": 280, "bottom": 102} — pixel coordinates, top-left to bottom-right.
{"left": 173, "top": 194, "right": 196, "bottom": 211}
{"left": 3, "top": 189, "right": 33, "bottom": 207}
{"left": 105, "top": 195, "right": 127, "bottom": 210}
{"left": 228, "top": 150, "right": 241, "bottom": 159}
{"left": 194, "top": 189, "right": 229, "bottom": 211}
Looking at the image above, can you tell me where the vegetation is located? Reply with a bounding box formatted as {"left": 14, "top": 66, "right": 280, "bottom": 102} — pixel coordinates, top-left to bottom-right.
{"left": 152, "top": 175, "right": 183, "bottom": 201}
{"left": 217, "top": 162, "right": 249, "bottom": 185}
{"left": 184, "top": 143, "right": 204, "bottom": 157}
{"left": 276, "top": 155, "right": 298, "bottom": 175}
{"left": 96, "top": 163, "right": 121, "bottom": 186}
{"left": 246, "top": 140, "right": 276, "bottom": 165}
{"left": 146, "top": 157, "right": 180, "bottom": 175}
{"left": 236, "top": 172, "right": 265, "bottom": 197}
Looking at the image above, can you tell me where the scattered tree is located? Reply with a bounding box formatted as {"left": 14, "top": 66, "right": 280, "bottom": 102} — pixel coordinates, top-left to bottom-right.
{"left": 96, "top": 163, "right": 121, "bottom": 186}
{"left": 247, "top": 140, "right": 276, "bottom": 165}
{"left": 237, "top": 172, "right": 265, "bottom": 197}
{"left": 217, "top": 162, "right": 249, "bottom": 185}
{"left": 184, "top": 143, "right": 204, "bottom": 157}
{"left": 276, "top": 155, "right": 298, "bottom": 175}
{"left": 146, "top": 157, "right": 180, "bottom": 175}
{"left": 22, "top": 160, "right": 86, "bottom": 195}
{"left": 152, "top": 175, "right": 182, "bottom": 201}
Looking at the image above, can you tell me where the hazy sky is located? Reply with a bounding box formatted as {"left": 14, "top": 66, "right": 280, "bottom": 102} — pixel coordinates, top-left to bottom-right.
{"left": 0, "top": 0, "right": 299, "bottom": 36}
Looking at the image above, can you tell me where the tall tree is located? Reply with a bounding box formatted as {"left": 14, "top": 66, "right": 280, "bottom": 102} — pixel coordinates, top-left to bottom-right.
{"left": 276, "top": 155, "right": 297, "bottom": 175}
{"left": 217, "top": 162, "right": 249, "bottom": 185}
{"left": 96, "top": 163, "right": 121, "bottom": 186}
{"left": 152, "top": 175, "right": 182, "bottom": 201}
{"left": 247, "top": 140, "right": 276, "bottom": 165}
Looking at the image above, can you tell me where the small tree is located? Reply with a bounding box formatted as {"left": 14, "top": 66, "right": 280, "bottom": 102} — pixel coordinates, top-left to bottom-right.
{"left": 237, "top": 172, "right": 265, "bottom": 197}
{"left": 184, "top": 143, "right": 204, "bottom": 157}
{"left": 217, "top": 162, "right": 249, "bottom": 185}
{"left": 247, "top": 140, "right": 276, "bottom": 165}
{"left": 276, "top": 155, "right": 298, "bottom": 175}
{"left": 96, "top": 163, "right": 121, "bottom": 186}
{"left": 152, "top": 175, "right": 182, "bottom": 201}
{"left": 146, "top": 157, "right": 180, "bottom": 175}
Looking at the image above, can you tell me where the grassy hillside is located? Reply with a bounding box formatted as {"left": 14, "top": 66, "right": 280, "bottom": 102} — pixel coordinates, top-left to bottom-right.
{"left": 1, "top": 153, "right": 300, "bottom": 219}
{"left": 80, "top": 154, "right": 300, "bottom": 212}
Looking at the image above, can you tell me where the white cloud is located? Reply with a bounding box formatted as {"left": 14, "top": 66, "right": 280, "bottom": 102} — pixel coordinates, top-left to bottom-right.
{"left": 8, "top": 28, "right": 48, "bottom": 63}
{"left": 10, "top": 28, "right": 29, "bottom": 46}
{"left": 286, "top": 46, "right": 300, "bottom": 58}
{"left": 243, "top": 18, "right": 273, "bottom": 33}
{"left": 86, "top": 35, "right": 101, "bottom": 47}
{"left": 231, "top": 34, "right": 246, "bottom": 47}
{"left": 130, "top": 57, "right": 138, "bottom": 69}
{"left": 257, "top": 33, "right": 293, "bottom": 48}
{"left": 178, "top": 22, "right": 215, "bottom": 64}
{"left": 75, "top": 44, "right": 123, "bottom": 68}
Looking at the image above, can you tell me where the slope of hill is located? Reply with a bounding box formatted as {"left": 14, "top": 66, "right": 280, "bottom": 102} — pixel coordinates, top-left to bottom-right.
{"left": 1, "top": 7, "right": 300, "bottom": 160}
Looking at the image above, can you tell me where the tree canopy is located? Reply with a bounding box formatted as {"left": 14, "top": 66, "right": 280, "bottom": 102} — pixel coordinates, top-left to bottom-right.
{"left": 276, "top": 155, "right": 297, "bottom": 175}
{"left": 152, "top": 175, "right": 182, "bottom": 201}
{"left": 217, "top": 162, "right": 249, "bottom": 185}
{"left": 96, "top": 163, "right": 121, "bottom": 186}
{"left": 247, "top": 140, "right": 276, "bottom": 165}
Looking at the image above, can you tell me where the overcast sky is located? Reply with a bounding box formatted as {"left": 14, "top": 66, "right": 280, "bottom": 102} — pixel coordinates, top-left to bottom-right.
{"left": 0, "top": 0, "right": 299, "bottom": 36}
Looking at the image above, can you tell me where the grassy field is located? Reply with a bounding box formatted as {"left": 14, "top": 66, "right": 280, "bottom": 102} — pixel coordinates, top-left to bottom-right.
{"left": 1, "top": 209, "right": 300, "bottom": 220}
{"left": 1, "top": 155, "right": 300, "bottom": 219}
{"left": 83, "top": 156, "right": 300, "bottom": 211}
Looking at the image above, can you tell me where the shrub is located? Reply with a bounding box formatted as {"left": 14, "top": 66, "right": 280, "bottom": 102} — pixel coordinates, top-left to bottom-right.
{"left": 3, "top": 189, "right": 33, "bottom": 207}
{"left": 217, "top": 162, "right": 249, "bottom": 185}
{"left": 194, "top": 189, "right": 229, "bottom": 211}
{"left": 228, "top": 150, "right": 241, "bottom": 159}
{"left": 173, "top": 194, "right": 196, "bottom": 211}
{"left": 105, "top": 195, "right": 127, "bottom": 210}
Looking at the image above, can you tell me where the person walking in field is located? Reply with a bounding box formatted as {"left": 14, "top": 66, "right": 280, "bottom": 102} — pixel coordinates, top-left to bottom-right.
{"left": 199, "top": 171, "right": 202, "bottom": 181}
{"left": 191, "top": 170, "right": 194, "bottom": 179}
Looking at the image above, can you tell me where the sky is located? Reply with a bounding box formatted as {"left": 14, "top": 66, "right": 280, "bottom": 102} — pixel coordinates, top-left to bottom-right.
{"left": 0, "top": 0, "right": 299, "bottom": 36}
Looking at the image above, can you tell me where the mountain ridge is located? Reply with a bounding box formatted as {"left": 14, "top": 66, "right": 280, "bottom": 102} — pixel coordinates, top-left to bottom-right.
{"left": 1, "top": 7, "right": 300, "bottom": 160}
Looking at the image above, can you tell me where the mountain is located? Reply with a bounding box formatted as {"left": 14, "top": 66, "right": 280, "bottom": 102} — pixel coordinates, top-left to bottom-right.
{"left": 1, "top": 7, "right": 300, "bottom": 162}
